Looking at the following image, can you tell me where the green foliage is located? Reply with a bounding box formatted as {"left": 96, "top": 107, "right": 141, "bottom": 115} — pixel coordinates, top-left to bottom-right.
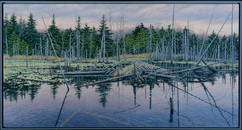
{"left": 61, "top": 28, "right": 74, "bottom": 52}
{"left": 8, "top": 32, "right": 29, "bottom": 56}
{"left": 9, "top": 14, "right": 18, "bottom": 34}
{"left": 48, "top": 14, "right": 61, "bottom": 56}
{"left": 3, "top": 13, "right": 239, "bottom": 62}
{"left": 98, "top": 15, "right": 113, "bottom": 56}
{"left": 205, "top": 31, "right": 219, "bottom": 57}
{"left": 22, "top": 13, "right": 39, "bottom": 54}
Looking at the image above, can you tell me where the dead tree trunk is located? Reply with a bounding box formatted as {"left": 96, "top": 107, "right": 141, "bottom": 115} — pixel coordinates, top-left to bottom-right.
{"left": 5, "top": 29, "right": 9, "bottom": 56}
{"left": 116, "top": 38, "right": 120, "bottom": 61}
{"left": 217, "top": 43, "right": 221, "bottom": 62}
{"left": 76, "top": 30, "right": 81, "bottom": 60}
{"left": 17, "top": 38, "right": 20, "bottom": 56}
{"left": 45, "top": 38, "right": 49, "bottom": 60}
{"left": 100, "top": 28, "right": 106, "bottom": 62}
{"left": 184, "top": 27, "right": 188, "bottom": 61}
{"left": 231, "top": 4, "right": 235, "bottom": 66}
{"left": 25, "top": 46, "right": 29, "bottom": 68}
{"left": 148, "top": 25, "right": 153, "bottom": 62}
{"left": 69, "top": 33, "right": 72, "bottom": 62}
{"left": 171, "top": 4, "right": 175, "bottom": 62}
{"left": 39, "top": 37, "right": 43, "bottom": 56}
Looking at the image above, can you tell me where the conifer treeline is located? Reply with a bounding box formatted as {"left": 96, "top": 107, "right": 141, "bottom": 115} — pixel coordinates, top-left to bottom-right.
{"left": 3, "top": 13, "right": 239, "bottom": 61}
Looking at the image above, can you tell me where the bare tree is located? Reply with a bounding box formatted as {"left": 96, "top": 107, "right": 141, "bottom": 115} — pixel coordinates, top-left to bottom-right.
{"left": 45, "top": 37, "right": 49, "bottom": 59}
{"left": 76, "top": 30, "right": 81, "bottom": 60}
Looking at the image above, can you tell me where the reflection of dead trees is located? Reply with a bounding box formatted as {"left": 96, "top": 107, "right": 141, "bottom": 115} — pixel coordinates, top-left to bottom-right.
{"left": 176, "top": 82, "right": 180, "bottom": 126}
{"left": 133, "top": 85, "right": 137, "bottom": 106}
{"left": 199, "top": 79, "right": 230, "bottom": 126}
{"left": 191, "top": 67, "right": 231, "bottom": 126}
{"left": 230, "top": 72, "right": 236, "bottom": 126}
{"left": 166, "top": 82, "right": 232, "bottom": 115}
{"left": 149, "top": 84, "right": 154, "bottom": 110}
{"left": 169, "top": 97, "right": 174, "bottom": 123}
{"left": 75, "top": 86, "right": 81, "bottom": 99}
{"left": 165, "top": 81, "right": 233, "bottom": 127}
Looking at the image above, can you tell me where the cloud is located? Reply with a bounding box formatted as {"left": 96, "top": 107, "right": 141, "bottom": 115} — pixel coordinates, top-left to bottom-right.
{"left": 3, "top": 3, "right": 239, "bottom": 35}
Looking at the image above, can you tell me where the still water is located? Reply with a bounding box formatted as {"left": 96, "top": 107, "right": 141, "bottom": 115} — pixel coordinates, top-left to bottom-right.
{"left": 3, "top": 73, "right": 239, "bottom": 127}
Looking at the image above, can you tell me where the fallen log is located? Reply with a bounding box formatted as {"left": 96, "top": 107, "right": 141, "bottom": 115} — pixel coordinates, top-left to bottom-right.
{"left": 81, "top": 74, "right": 133, "bottom": 87}
{"left": 54, "top": 75, "right": 110, "bottom": 78}
{"left": 15, "top": 77, "right": 57, "bottom": 83}
{"left": 148, "top": 73, "right": 176, "bottom": 79}
{"left": 163, "top": 63, "right": 217, "bottom": 75}
{"left": 56, "top": 71, "right": 106, "bottom": 75}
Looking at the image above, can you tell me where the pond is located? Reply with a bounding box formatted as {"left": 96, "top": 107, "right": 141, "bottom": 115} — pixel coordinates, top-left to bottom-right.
{"left": 3, "top": 71, "right": 239, "bottom": 127}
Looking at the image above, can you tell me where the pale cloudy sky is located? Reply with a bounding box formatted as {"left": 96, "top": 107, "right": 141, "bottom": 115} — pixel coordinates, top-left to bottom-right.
{"left": 4, "top": 4, "right": 239, "bottom": 36}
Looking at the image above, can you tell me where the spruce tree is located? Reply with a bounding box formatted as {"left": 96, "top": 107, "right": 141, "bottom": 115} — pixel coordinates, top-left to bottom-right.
{"left": 206, "top": 31, "right": 219, "bottom": 58}
{"left": 18, "top": 16, "right": 27, "bottom": 39}
{"left": 9, "top": 14, "right": 18, "bottom": 35}
{"left": 23, "top": 13, "right": 39, "bottom": 55}
{"left": 98, "top": 15, "right": 113, "bottom": 57}
{"left": 89, "top": 27, "right": 99, "bottom": 58}
{"left": 48, "top": 14, "right": 61, "bottom": 56}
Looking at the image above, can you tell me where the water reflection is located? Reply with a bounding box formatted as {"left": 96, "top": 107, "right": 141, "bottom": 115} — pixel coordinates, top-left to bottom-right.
{"left": 4, "top": 71, "right": 237, "bottom": 103}
{"left": 50, "top": 82, "right": 61, "bottom": 100}
{"left": 95, "top": 83, "right": 112, "bottom": 108}
{"left": 149, "top": 83, "right": 154, "bottom": 110}
{"left": 4, "top": 79, "right": 41, "bottom": 102}
{"left": 3, "top": 69, "right": 239, "bottom": 127}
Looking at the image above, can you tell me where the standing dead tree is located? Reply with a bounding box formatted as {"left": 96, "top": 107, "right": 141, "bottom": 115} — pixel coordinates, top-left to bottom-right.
{"left": 147, "top": 24, "right": 153, "bottom": 62}
{"left": 171, "top": 4, "right": 175, "bottom": 62}
{"left": 5, "top": 26, "right": 9, "bottom": 56}
{"left": 45, "top": 37, "right": 49, "bottom": 60}
{"left": 99, "top": 27, "right": 106, "bottom": 63}
{"left": 76, "top": 30, "right": 81, "bottom": 60}
{"left": 39, "top": 37, "right": 43, "bottom": 56}
{"left": 231, "top": 4, "right": 235, "bottom": 69}
{"left": 25, "top": 46, "right": 29, "bottom": 67}
{"left": 183, "top": 25, "right": 189, "bottom": 61}
{"left": 121, "top": 16, "right": 126, "bottom": 57}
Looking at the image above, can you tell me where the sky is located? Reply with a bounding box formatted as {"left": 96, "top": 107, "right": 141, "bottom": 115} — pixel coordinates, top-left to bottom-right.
{"left": 4, "top": 4, "right": 239, "bottom": 36}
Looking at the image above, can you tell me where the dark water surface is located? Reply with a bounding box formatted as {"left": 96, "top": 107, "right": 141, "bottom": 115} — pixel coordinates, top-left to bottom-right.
{"left": 3, "top": 73, "right": 239, "bottom": 127}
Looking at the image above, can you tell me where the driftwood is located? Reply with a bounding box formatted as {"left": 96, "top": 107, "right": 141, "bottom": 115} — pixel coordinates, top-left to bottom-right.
{"left": 81, "top": 74, "right": 133, "bottom": 87}
{"left": 50, "top": 61, "right": 218, "bottom": 88}
{"left": 15, "top": 77, "right": 56, "bottom": 83}
{"left": 55, "top": 75, "right": 110, "bottom": 78}
{"left": 56, "top": 71, "right": 106, "bottom": 76}
{"left": 163, "top": 63, "right": 217, "bottom": 75}
{"left": 149, "top": 73, "right": 176, "bottom": 79}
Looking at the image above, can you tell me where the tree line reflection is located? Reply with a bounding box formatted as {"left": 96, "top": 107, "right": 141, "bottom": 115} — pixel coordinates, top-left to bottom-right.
{"left": 3, "top": 71, "right": 237, "bottom": 111}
